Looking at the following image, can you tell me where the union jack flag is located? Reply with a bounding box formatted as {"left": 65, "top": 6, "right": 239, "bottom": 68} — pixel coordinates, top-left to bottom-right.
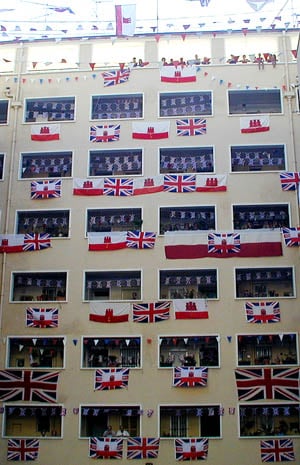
{"left": 95, "top": 367, "right": 129, "bottom": 390}
{"left": 132, "top": 301, "right": 170, "bottom": 323}
{"left": 282, "top": 227, "right": 300, "bottom": 247}
{"left": 175, "top": 438, "right": 209, "bottom": 461}
{"left": 173, "top": 366, "right": 208, "bottom": 387}
{"left": 126, "top": 231, "right": 156, "bottom": 249}
{"left": 89, "top": 437, "right": 123, "bottom": 459}
{"left": 102, "top": 68, "right": 130, "bottom": 86}
{"left": 163, "top": 174, "right": 196, "bottom": 193}
{"left": 30, "top": 180, "right": 62, "bottom": 199}
{"left": 260, "top": 438, "right": 295, "bottom": 462}
{"left": 22, "top": 233, "right": 51, "bottom": 251}
{"left": 7, "top": 438, "right": 39, "bottom": 461}
{"left": 26, "top": 307, "right": 59, "bottom": 328}
{"left": 176, "top": 118, "right": 207, "bottom": 136}
{"left": 127, "top": 437, "right": 160, "bottom": 459}
{"left": 103, "top": 177, "right": 133, "bottom": 196}
{"left": 280, "top": 172, "right": 300, "bottom": 191}
{"left": 245, "top": 301, "right": 280, "bottom": 323}
{"left": 90, "top": 124, "right": 120, "bottom": 142}
{"left": 0, "top": 370, "right": 59, "bottom": 403}
{"left": 234, "top": 367, "right": 300, "bottom": 401}
{"left": 208, "top": 232, "right": 240, "bottom": 255}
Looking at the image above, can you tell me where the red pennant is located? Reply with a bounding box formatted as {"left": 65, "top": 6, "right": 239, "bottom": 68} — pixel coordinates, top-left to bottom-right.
{"left": 282, "top": 85, "right": 287, "bottom": 91}
{"left": 227, "top": 82, "right": 232, "bottom": 88}
{"left": 48, "top": 78, "right": 52, "bottom": 84}
{"left": 22, "top": 78, "right": 26, "bottom": 84}
{"left": 291, "top": 50, "right": 297, "bottom": 58}
{"left": 32, "top": 62, "right": 38, "bottom": 69}
{"left": 89, "top": 62, "right": 96, "bottom": 70}
{"left": 119, "top": 62, "right": 125, "bottom": 70}
{"left": 61, "top": 58, "right": 67, "bottom": 63}
{"left": 212, "top": 32, "right": 217, "bottom": 37}
{"left": 204, "top": 72, "right": 208, "bottom": 77}
{"left": 242, "top": 28, "right": 248, "bottom": 36}
{"left": 181, "top": 33, "right": 186, "bottom": 41}
{"left": 155, "top": 34, "right": 161, "bottom": 42}
{"left": 263, "top": 53, "right": 270, "bottom": 61}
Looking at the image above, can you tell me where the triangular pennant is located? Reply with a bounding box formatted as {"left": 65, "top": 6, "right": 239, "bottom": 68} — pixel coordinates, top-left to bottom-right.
{"left": 89, "top": 62, "right": 95, "bottom": 70}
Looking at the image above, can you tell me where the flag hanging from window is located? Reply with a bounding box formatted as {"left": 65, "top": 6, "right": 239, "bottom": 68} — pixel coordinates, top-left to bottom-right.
{"left": 0, "top": 234, "right": 51, "bottom": 253}
{"left": 133, "top": 176, "right": 164, "bottom": 195}
{"left": 26, "top": 307, "right": 59, "bottom": 328}
{"left": 280, "top": 172, "right": 300, "bottom": 191}
{"left": 30, "top": 179, "right": 61, "bottom": 199}
{"left": 89, "top": 437, "right": 123, "bottom": 459}
{"left": 245, "top": 301, "right": 280, "bottom": 323}
{"left": 132, "top": 301, "right": 170, "bottom": 323}
{"left": 240, "top": 115, "right": 270, "bottom": 133}
{"left": 90, "top": 124, "right": 120, "bottom": 142}
{"left": 163, "top": 174, "right": 196, "bottom": 193}
{"left": 196, "top": 174, "right": 227, "bottom": 192}
{"left": 88, "top": 232, "right": 128, "bottom": 251}
{"left": 132, "top": 122, "right": 169, "bottom": 140}
{"left": 282, "top": 227, "right": 300, "bottom": 246}
{"left": 103, "top": 177, "right": 134, "bottom": 196}
{"left": 234, "top": 367, "right": 300, "bottom": 401}
{"left": 260, "top": 438, "right": 295, "bottom": 462}
{"left": 94, "top": 367, "right": 129, "bottom": 390}
{"left": 7, "top": 438, "right": 39, "bottom": 461}
{"left": 31, "top": 124, "right": 60, "bottom": 141}
{"left": 73, "top": 178, "right": 103, "bottom": 195}
{"left": 102, "top": 69, "right": 130, "bottom": 86}
{"left": 89, "top": 302, "right": 130, "bottom": 323}
{"left": 115, "top": 4, "right": 136, "bottom": 36}
{"left": 175, "top": 438, "right": 209, "bottom": 460}
{"left": 160, "top": 66, "right": 197, "bottom": 83}
{"left": 126, "top": 231, "right": 156, "bottom": 249}
{"left": 173, "top": 299, "right": 208, "bottom": 319}
{"left": 176, "top": 118, "right": 206, "bottom": 136}
{"left": 0, "top": 370, "right": 59, "bottom": 402}
{"left": 127, "top": 437, "right": 160, "bottom": 459}
{"left": 173, "top": 366, "right": 208, "bottom": 387}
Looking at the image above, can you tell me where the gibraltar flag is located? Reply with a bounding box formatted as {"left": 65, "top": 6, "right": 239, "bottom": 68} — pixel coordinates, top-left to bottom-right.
{"left": 0, "top": 235, "right": 25, "bottom": 253}
{"left": 132, "top": 122, "right": 170, "bottom": 140}
{"left": 73, "top": 178, "right": 103, "bottom": 195}
{"left": 31, "top": 124, "right": 60, "bottom": 141}
{"left": 173, "top": 299, "right": 208, "bottom": 319}
{"left": 164, "top": 230, "right": 282, "bottom": 259}
{"left": 88, "top": 232, "right": 127, "bottom": 251}
{"left": 196, "top": 174, "right": 227, "bottom": 192}
{"left": 115, "top": 4, "right": 136, "bottom": 37}
{"left": 89, "top": 302, "right": 130, "bottom": 323}
{"left": 240, "top": 115, "right": 269, "bottom": 133}
{"left": 133, "top": 175, "right": 164, "bottom": 195}
{"left": 160, "top": 66, "right": 197, "bottom": 83}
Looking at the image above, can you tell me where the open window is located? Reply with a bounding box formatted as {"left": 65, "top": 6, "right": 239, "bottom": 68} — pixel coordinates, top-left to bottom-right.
{"left": 84, "top": 270, "right": 141, "bottom": 301}
{"left": 228, "top": 89, "right": 282, "bottom": 114}
{"left": 20, "top": 151, "right": 72, "bottom": 179}
{"left": 6, "top": 337, "right": 65, "bottom": 369}
{"left": 235, "top": 267, "right": 294, "bottom": 298}
{"left": 16, "top": 209, "right": 70, "bottom": 237}
{"left": 11, "top": 271, "right": 67, "bottom": 302}
{"left": 160, "top": 269, "right": 218, "bottom": 300}
{"left": 81, "top": 336, "right": 141, "bottom": 369}
{"left": 89, "top": 149, "right": 143, "bottom": 176}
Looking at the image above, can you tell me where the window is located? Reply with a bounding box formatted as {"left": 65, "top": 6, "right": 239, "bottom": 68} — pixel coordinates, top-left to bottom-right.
{"left": 159, "top": 335, "right": 220, "bottom": 368}
{"left": 16, "top": 210, "right": 70, "bottom": 237}
{"left": 160, "top": 147, "right": 214, "bottom": 174}
{"left": 84, "top": 270, "right": 141, "bottom": 301}
{"left": 24, "top": 97, "right": 75, "bottom": 122}
{"left": 0, "top": 99, "right": 9, "bottom": 124}
{"left": 239, "top": 404, "right": 300, "bottom": 437}
{"left": 11, "top": 271, "right": 67, "bottom": 302}
{"left": 160, "top": 405, "right": 221, "bottom": 438}
{"left": 228, "top": 89, "right": 282, "bottom": 114}
{"left": 159, "top": 91, "right": 212, "bottom": 117}
{"left": 160, "top": 206, "right": 216, "bottom": 234}
{"left": 81, "top": 337, "right": 141, "bottom": 369}
{"left": 0, "top": 153, "right": 4, "bottom": 179}
{"left": 80, "top": 405, "right": 141, "bottom": 438}
{"left": 237, "top": 333, "right": 298, "bottom": 367}
{"left": 160, "top": 269, "right": 218, "bottom": 300}
{"left": 3, "top": 405, "right": 63, "bottom": 438}
{"left": 86, "top": 208, "right": 142, "bottom": 234}
{"left": 91, "top": 94, "right": 143, "bottom": 120}
{"left": 20, "top": 151, "right": 72, "bottom": 179}
{"left": 231, "top": 145, "right": 286, "bottom": 172}
{"left": 89, "top": 149, "right": 143, "bottom": 176}
{"left": 6, "top": 337, "right": 65, "bottom": 369}
{"left": 235, "top": 267, "right": 294, "bottom": 298}
{"left": 233, "top": 204, "right": 290, "bottom": 229}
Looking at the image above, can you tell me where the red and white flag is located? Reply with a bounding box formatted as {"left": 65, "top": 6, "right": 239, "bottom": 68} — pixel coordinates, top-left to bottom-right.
{"left": 240, "top": 115, "right": 270, "bottom": 133}
{"left": 132, "top": 122, "right": 169, "bottom": 140}
{"left": 133, "top": 176, "right": 164, "bottom": 195}
{"left": 88, "top": 232, "right": 127, "bottom": 251}
{"left": 89, "top": 302, "right": 130, "bottom": 323}
{"left": 26, "top": 307, "right": 59, "bottom": 328}
{"left": 73, "top": 178, "right": 103, "bottom": 195}
{"left": 175, "top": 438, "right": 209, "bottom": 461}
{"left": 31, "top": 124, "right": 60, "bottom": 141}
{"left": 173, "top": 299, "right": 208, "bottom": 319}
{"left": 160, "top": 65, "right": 197, "bottom": 83}
{"left": 89, "top": 437, "right": 123, "bottom": 459}
{"left": 95, "top": 367, "right": 129, "bottom": 390}
{"left": 0, "top": 234, "right": 51, "bottom": 253}
{"left": 115, "top": 4, "right": 136, "bottom": 36}
{"left": 196, "top": 174, "right": 227, "bottom": 192}
{"left": 164, "top": 230, "right": 282, "bottom": 259}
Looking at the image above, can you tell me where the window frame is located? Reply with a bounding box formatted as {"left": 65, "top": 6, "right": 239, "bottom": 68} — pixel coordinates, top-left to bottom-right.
{"left": 228, "top": 88, "right": 282, "bottom": 115}
{"left": 230, "top": 144, "right": 286, "bottom": 173}
{"left": 24, "top": 96, "right": 75, "bottom": 123}
{"left": 0, "top": 152, "right": 5, "bottom": 180}
{"left": 91, "top": 93, "right": 144, "bottom": 120}
{"left": 10, "top": 271, "right": 68, "bottom": 303}
{"left": 83, "top": 269, "right": 142, "bottom": 302}
{"left": 88, "top": 148, "right": 143, "bottom": 177}
{"left": 15, "top": 209, "right": 71, "bottom": 238}
{"left": 159, "top": 146, "right": 214, "bottom": 174}
{"left": 159, "top": 268, "right": 218, "bottom": 300}
{"left": 232, "top": 203, "right": 290, "bottom": 230}
{"left": 19, "top": 150, "right": 73, "bottom": 179}
{"left": 85, "top": 207, "right": 143, "bottom": 236}
{"left": 159, "top": 91, "right": 213, "bottom": 118}
{"left": 159, "top": 205, "right": 216, "bottom": 235}
{"left": 0, "top": 99, "right": 9, "bottom": 124}
{"left": 6, "top": 336, "right": 66, "bottom": 369}
{"left": 234, "top": 266, "right": 295, "bottom": 299}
